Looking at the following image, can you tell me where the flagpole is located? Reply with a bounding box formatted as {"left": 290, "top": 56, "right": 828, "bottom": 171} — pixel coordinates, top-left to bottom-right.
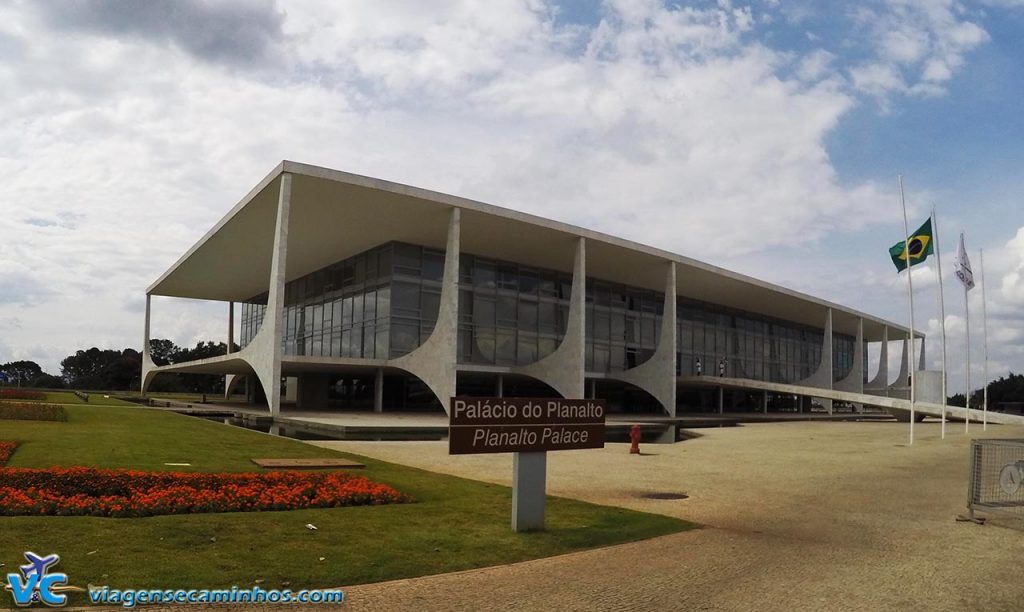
{"left": 932, "top": 207, "right": 948, "bottom": 439}
{"left": 980, "top": 248, "right": 989, "bottom": 430}
{"left": 963, "top": 231, "right": 971, "bottom": 434}
{"left": 899, "top": 176, "right": 916, "bottom": 444}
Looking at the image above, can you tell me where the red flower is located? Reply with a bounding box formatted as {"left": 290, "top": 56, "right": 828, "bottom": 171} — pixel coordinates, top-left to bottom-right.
{"left": 0, "top": 441, "right": 16, "bottom": 466}
{"left": 0, "top": 464, "right": 410, "bottom": 517}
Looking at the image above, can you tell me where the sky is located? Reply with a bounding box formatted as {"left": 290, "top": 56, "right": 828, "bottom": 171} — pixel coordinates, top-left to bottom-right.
{"left": 0, "top": 0, "right": 1022, "bottom": 394}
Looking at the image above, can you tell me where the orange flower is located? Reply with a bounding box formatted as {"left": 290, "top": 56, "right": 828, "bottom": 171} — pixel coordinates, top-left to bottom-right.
{"left": 0, "top": 464, "right": 410, "bottom": 517}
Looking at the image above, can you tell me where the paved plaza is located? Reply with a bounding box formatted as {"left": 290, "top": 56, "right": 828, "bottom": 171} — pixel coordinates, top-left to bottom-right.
{"left": 311, "top": 421, "right": 1024, "bottom": 611}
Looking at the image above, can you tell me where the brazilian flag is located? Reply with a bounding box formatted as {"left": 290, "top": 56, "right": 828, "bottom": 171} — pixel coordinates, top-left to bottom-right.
{"left": 889, "top": 218, "right": 934, "bottom": 272}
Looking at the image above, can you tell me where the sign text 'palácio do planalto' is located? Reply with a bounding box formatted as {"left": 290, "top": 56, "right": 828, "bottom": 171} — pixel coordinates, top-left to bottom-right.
{"left": 448, "top": 397, "right": 606, "bottom": 455}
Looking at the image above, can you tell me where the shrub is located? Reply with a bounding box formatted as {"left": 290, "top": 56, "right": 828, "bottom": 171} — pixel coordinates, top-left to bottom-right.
{"left": 0, "top": 402, "right": 67, "bottom": 422}
{"left": 0, "top": 466, "right": 411, "bottom": 517}
{"left": 0, "top": 442, "right": 15, "bottom": 465}
{"left": 0, "top": 389, "right": 46, "bottom": 401}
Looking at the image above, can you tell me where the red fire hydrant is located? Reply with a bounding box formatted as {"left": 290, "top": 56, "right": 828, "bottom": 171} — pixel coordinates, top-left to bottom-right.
{"left": 629, "top": 424, "right": 641, "bottom": 455}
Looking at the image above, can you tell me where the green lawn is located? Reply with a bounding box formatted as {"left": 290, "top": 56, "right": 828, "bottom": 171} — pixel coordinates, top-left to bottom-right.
{"left": 1, "top": 405, "right": 693, "bottom": 605}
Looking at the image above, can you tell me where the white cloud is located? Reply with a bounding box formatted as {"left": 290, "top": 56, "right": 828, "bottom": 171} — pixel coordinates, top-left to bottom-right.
{"left": 0, "top": 0, "right": 1020, "bottom": 382}
{"left": 846, "top": 0, "right": 989, "bottom": 100}
{"left": 999, "top": 227, "right": 1024, "bottom": 303}
{"left": 795, "top": 49, "right": 836, "bottom": 82}
{"left": 915, "top": 226, "right": 1024, "bottom": 393}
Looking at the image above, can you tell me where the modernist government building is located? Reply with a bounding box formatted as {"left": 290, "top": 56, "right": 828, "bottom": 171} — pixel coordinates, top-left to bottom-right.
{"left": 144, "top": 161, "right": 939, "bottom": 419}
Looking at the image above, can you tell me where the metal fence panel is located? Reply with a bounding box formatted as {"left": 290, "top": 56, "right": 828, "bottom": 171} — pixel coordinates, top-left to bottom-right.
{"left": 967, "top": 439, "right": 1024, "bottom": 519}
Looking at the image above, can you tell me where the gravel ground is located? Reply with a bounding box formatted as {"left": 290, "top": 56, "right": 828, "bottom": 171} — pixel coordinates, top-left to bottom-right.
{"left": 306, "top": 421, "right": 1024, "bottom": 611}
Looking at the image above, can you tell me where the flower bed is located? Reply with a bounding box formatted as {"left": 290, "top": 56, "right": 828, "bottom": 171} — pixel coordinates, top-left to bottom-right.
{"left": 0, "top": 442, "right": 16, "bottom": 465}
{"left": 0, "top": 466, "right": 410, "bottom": 517}
{"left": 0, "top": 389, "right": 45, "bottom": 401}
{"left": 0, "top": 401, "right": 67, "bottom": 421}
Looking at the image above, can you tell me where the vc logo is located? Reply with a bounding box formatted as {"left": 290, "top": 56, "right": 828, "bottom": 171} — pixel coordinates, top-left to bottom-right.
{"left": 4, "top": 552, "right": 78, "bottom": 607}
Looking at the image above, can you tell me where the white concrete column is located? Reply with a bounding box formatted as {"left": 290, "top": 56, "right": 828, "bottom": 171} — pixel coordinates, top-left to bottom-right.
{"left": 284, "top": 376, "right": 298, "bottom": 402}
{"left": 797, "top": 307, "right": 833, "bottom": 413}
{"left": 799, "top": 308, "right": 833, "bottom": 390}
{"left": 390, "top": 208, "right": 461, "bottom": 412}
{"left": 228, "top": 302, "right": 235, "bottom": 353}
{"left": 512, "top": 451, "right": 546, "bottom": 532}
{"left": 836, "top": 318, "right": 864, "bottom": 393}
{"left": 866, "top": 327, "right": 889, "bottom": 390}
{"left": 826, "top": 313, "right": 834, "bottom": 395}
{"left": 247, "top": 173, "right": 292, "bottom": 416}
{"left": 889, "top": 338, "right": 910, "bottom": 398}
{"left": 374, "top": 368, "right": 384, "bottom": 413}
{"left": 141, "top": 294, "right": 158, "bottom": 394}
{"left": 514, "top": 238, "right": 586, "bottom": 399}
{"left": 717, "top": 386, "right": 724, "bottom": 414}
{"left": 495, "top": 374, "right": 504, "bottom": 398}
{"left": 224, "top": 301, "right": 236, "bottom": 399}
{"left": 144, "top": 294, "right": 151, "bottom": 355}
{"left": 763, "top": 390, "right": 769, "bottom": 414}
{"left": 618, "top": 261, "right": 678, "bottom": 416}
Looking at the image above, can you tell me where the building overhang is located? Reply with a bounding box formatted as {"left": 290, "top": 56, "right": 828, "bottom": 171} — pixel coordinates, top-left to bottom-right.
{"left": 148, "top": 160, "right": 920, "bottom": 342}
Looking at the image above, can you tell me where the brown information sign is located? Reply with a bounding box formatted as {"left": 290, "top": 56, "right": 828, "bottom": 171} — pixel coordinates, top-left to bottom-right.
{"left": 449, "top": 397, "right": 606, "bottom": 455}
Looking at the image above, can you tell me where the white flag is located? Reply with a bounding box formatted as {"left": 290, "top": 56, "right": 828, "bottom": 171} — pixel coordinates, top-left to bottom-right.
{"left": 954, "top": 232, "right": 975, "bottom": 290}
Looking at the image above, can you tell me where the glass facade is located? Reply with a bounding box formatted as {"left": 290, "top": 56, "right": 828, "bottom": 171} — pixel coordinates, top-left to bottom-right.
{"left": 833, "top": 332, "right": 855, "bottom": 382}
{"left": 238, "top": 241, "right": 856, "bottom": 384}
{"left": 390, "top": 243, "right": 445, "bottom": 357}
{"left": 676, "top": 297, "right": 857, "bottom": 385}
{"left": 457, "top": 254, "right": 571, "bottom": 366}
{"left": 586, "top": 281, "right": 663, "bottom": 372}
{"left": 239, "top": 299, "right": 266, "bottom": 348}
{"left": 239, "top": 243, "right": 397, "bottom": 359}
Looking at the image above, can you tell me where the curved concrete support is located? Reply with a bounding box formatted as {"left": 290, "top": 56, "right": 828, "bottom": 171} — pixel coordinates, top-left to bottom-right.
{"left": 389, "top": 208, "right": 461, "bottom": 413}
{"left": 145, "top": 176, "right": 292, "bottom": 412}
{"left": 245, "top": 173, "right": 292, "bottom": 415}
{"left": 141, "top": 364, "right": 159, "bottom": 394}
{"left": 616, "top": 261, "right": 677, "bottom": 416}
{"left": 140, "top": 294, "right": 159, "bottom": 394}
{"left": 798, "top": 307, "right": 833, "bottom": 390}
{"left": 835, "top": 318, "right": 864, "bottom": 393}
{"left": 513, "top": 238, "right": 586, "bottom": 400}
{"left": 224, "top": 373, "right": 246, "bottom": 399}
{"left": 888, "top": 338, "right": 910, "bottom": 398}
{"left": 795, "top": 307, "right": 833, "bottom": 413}
{"left": 141, "top": 366, "right": 160, "bottom": 394}
{"left": 865, "top": 327, "right": 888, "bottom": 390}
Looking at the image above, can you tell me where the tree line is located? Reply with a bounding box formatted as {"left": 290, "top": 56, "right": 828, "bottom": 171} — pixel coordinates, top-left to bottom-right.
{"left": 948, "top": 373, "right": 1024, "bottom": 411}
{"left": 0, "top": 340, "right": 234, "bottom": 394}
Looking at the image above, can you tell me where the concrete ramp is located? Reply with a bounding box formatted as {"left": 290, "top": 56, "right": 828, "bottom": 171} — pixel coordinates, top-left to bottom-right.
{"left": 679, "top": 376, "right": 1024, "bottom": 426}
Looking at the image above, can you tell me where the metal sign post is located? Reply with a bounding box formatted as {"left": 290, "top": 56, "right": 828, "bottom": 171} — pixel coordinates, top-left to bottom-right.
{"left": 512, "top": 452, "right": 547, "bottom": 531}
{"left": 449, "top": 397, "right": 606, "bottom": 532}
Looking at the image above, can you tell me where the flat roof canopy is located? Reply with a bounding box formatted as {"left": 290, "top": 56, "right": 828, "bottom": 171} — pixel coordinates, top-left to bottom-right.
{"left": 149, "top": 161, "right": 917, "bottom": 341}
